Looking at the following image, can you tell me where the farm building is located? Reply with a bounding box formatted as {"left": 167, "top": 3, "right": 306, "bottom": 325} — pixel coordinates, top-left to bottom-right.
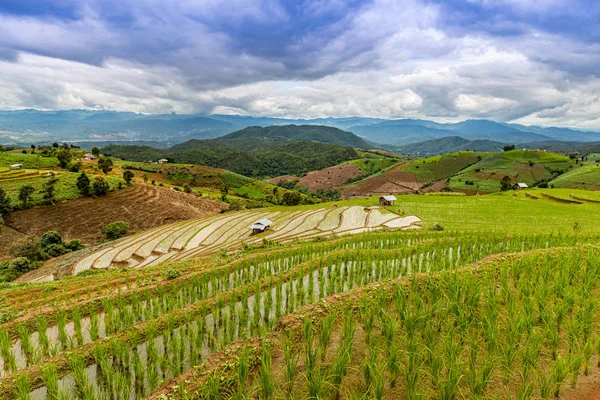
{"left": 379, "top": 195, "right": 397, "bottom": 206}
{"left": 9, "top": 164, "right": 22, "bottom": 170}
{"left": 83, "top": 153, "right": 96, "bottom": 160}
{"left": 517, "top": 183, "right": 528, "bottom": 189}
{"left": 251, "top": 218, "right": 273, "bottom": 234}
{"left": 158, "top": 159, "right": 169, "bottom": 164}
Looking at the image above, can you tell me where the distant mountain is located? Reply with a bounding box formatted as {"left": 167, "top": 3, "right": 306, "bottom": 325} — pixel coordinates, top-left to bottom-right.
{"left": 0, "top": 109, "right": 598, "bottom": 146}
{"left": 393, "top": 136, "right": 506, "bottom": 156}
{"left": 506, "top": 124, "right": 600, "bottom": 142}
{"left": 520, "top": 140, "right": 600, "bottom": 154}
{"left": 213, "top": 125, "right": 373, "bottom": 150}
{"left": 348, "top": 118, "right": 553, "bottom": 145}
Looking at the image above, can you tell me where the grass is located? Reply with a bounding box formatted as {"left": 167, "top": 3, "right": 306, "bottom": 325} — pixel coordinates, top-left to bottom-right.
{"left": 400, "top": 151, "right": 483, "bottom": 182}
{"left": 447, "top": 150, "right": 576, "bottom": 192}
{"left": 0, "top": 152, "right": 60, "bottom": 169}
{"left": 551, "top": 164, "right": 600, "bottom": 188}
{"left": 346, "top": 158, "right": 399, "bottom": 176}
{"left": 1, "top": 171, "right": 123, "bottom": 207}
{"left": 392, "top": 188, "right": 600, "bottom": 232}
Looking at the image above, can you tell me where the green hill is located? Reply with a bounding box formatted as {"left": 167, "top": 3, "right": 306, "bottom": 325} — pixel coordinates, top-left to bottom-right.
{"left": 393, "top": 136, "right": 505, "bottom": 156}
{"left": 102, "top": 138, "right": 360, "bottom": 178}
{"left": 215, "top": 125, "right": 373, "bottom": 149}
{"left": 550, "top": 163, "right": 600, "bottom": 189}
{"left": 448, "top": 150, "right": 574, "bottom": 192}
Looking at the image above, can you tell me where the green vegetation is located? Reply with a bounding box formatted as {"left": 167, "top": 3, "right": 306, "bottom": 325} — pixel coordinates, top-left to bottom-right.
{"left": 448, "top": 150, "right": 575, "bottom": 192}
{"left": 551, "top": 163, "right": 600, "bottom": 189}
{"left": 103, "top": 221, "right": 130, "bottom": 240}
{"left": 348, "top": 157, "right": 399, "bottom": 176}
{"left": 0, "top": 152, "right": 60, "bottom": 169}
{"left": 1, "top": 231, "right": 84, "bottom": 282}
{"left": 102, "top": 139, "right": 359, "bottom": 178}
{"left": 1, "top": 172, "right": 122, "bottom": 208}
{"left": 5, "top": 143, "right": 600, "bottom": 400}
{"left": 400, "top": 151, "right": 483, "bottom": 183}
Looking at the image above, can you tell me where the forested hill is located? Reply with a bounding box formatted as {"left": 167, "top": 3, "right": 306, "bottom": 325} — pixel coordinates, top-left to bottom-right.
{"left": 102, "top": 140, "right": 359, "bottom": 178}
{"left": 214, "top": 124, "right": 373, "bottom": 149}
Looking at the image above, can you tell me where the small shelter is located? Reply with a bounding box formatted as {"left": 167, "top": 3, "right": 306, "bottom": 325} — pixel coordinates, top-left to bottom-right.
{"left": 379, "top": 195, "right": 397, "bottom": 206}
{"left": 9, "top": 164, "right": 22, "bottom": 170}
{"left": 158, "top": 159, "right": 169, "bottom": 164}
{"left": 251, "top": 218, "right": 273, "bottom": 234}
{"left": 83, "top": 153, "right": 96, "bottom": 160}
{"left": 516, "top": 183, "right": 528, "bottom": 189}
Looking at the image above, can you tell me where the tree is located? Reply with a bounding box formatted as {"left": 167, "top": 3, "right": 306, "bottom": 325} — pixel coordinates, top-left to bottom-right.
{"left": 103, "top": 221, "right": 130, "bottom": 240}
{"left": 57, "top": 148, "right": 72, "bottom": 168}
{"left": 52, "top": 142, "right": 59, "bottom": 148}
{"left": 282, "top": 191, "right": 302, "bottom": 206}
{"left": 503, "top": 144, "right": 515, "bottom": 152}
{"left": 92, "top": 176, "right": 110, "bottom": 195}
{"left": 18, "top": 185, "right": 35, "bottom": 208}
{"left": 41, "top": 172, "right": 59, "bottom": 204}
{"left": 98, "top": 156, "right": 113, "bottom": 174}
{"left": 0, "top": 187, "right": 11, "bottom": 217}
{"left": 123, "top": 170, "right": 134, "bottom": 185}
{"left": 76, "top": 172, "right": 91, "bottom": 196}
{"left": 91, "top": 146, "right": 100, "bottom": 157}
{"left": 500, "top": 175, "right": 513, "bottom": 191}
{"left": 30, "top": 144, "right": 36, "bottom": 154}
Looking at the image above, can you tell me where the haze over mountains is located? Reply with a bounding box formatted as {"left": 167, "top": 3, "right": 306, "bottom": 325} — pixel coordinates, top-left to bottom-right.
{"left": 0, "top": 109, "right": 599, "bottom": 149}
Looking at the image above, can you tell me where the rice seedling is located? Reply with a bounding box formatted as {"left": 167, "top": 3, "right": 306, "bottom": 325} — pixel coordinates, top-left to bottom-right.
{"left": 40, "top": 364, "right": 59, "bottom": 400}
{"left": 14, "top": 372, "right": 30, "bottom": 400}
{"left": 0, "top": 328, "right": 17, "bottom": 372}
{"left": 259, "top": 340, "right": 273, "bottom": 399}
{"left": 282, "top": 335, "right": 299, "bottom": 394}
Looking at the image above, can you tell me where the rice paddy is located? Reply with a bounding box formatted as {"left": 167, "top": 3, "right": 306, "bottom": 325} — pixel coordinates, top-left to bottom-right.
{"left": 4, "top": 185, "right": 600, "bottom": 399}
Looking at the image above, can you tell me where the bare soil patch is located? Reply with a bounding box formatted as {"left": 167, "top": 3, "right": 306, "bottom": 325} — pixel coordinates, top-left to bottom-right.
{"left": 422, "top": 180, "right": 448, "bottom": 193}
{"left": 298, "top": 164, "right": 364, "bottom": 191}
{"left": 5, "top": 184, "right": 225, "bottom": 248}
{"left": 267, "top": 175, "right": 300, "bottom": 185}
{"left": 340, "top": 164, "right": 421, "bottom": 197}
{"left": 0, "top": 226, "right": 27, "bottom": 260}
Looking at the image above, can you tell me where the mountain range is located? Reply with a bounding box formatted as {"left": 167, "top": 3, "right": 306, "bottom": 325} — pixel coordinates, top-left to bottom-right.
{"left": 0, "top": 109, "right": 599, "bottom": 146}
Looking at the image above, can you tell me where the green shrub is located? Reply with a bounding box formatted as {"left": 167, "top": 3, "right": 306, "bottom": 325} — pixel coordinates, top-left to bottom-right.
{"left": 65, "top": 239, "right": 85, "bottom": 251}
{"left": 103, "top": 221, "right": 130, "bottom": 240}
{"left": 9, "top": 257, "right": 30, "bottom": 273}
{"left": 40, "top": 231, "right": 63, "bottom": 248}
{"left": 44, "top": 243, "right": 69, "bottom": 257}
{"left": 92, "top": 176, "right": 110, "bottom": 195}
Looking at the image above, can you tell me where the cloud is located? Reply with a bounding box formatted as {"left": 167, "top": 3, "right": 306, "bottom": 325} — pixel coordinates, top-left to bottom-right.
{"left": 0, "top": 0, "right": 599, "bottom": 128}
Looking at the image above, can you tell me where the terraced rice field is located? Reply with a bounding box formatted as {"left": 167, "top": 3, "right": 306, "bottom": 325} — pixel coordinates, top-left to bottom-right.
{"left": 40, "top": 206, "right": 421, "bottom": 281}
{"left": 2, "top": 230, "right": 600, "bottom": 400}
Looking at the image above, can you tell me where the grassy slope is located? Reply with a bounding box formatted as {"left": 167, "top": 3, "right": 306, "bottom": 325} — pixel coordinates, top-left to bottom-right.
{"left": 449, "top": 150, "right": 574, "bottom": 192}
{"left": 399, "top": 151, "right": 483, "bottom": 183}
{"left": 550, "top": 163, "right": 600, "bottom": 188}
{"left": 0, "top": 152, "right": 123, "bottom": 207}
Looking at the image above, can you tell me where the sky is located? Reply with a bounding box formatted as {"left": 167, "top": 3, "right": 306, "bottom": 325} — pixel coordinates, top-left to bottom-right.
{"left": 0, "top": 0, "right": 599, "bottom": 128}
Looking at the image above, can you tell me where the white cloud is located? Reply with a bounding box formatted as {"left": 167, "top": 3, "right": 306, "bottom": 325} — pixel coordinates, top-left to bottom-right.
{"left": 0, "top": 0, "right": 599, "bottom": 128}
